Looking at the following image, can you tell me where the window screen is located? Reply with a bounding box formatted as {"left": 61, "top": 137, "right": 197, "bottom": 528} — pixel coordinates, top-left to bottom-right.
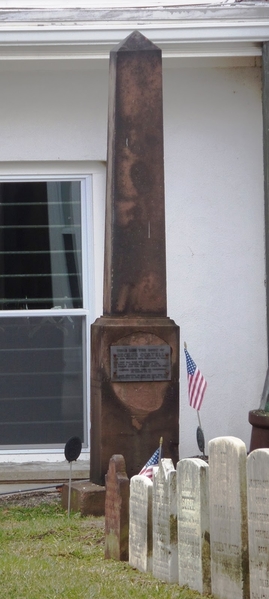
{"left": 0, "top": 181, "right": 82, "bottom": 310}
{"left": 0, "top": 180, "right": 86, "bottom": 447}
{"left": 0, "top": 315, "right": 84, "bottom": 445}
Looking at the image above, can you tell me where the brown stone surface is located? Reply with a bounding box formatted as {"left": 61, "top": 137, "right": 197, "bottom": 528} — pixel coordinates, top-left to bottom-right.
{"left": 61, "top": 481, "right": 105, "bottom": 516}
{"left": 104, "top": 30, "right": 166, "bottom": 317}
{"left": 90, "top": 316, "right": 179, "bottom": 484}
{"left": 105, "top": 454, "right": 129, "bottom": 561}
{"left": 249, "top": 410, "right": 269, "bottom": 451}
{"left": 90, "top": 31, "right": 179, "bottom": 486}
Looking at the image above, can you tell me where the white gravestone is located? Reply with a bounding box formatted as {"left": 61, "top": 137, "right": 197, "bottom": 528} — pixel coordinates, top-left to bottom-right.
{"left": 209, "top": 436, "right": 249, "bottom": 599}
{"left": 129, "top": 475, "right": 153, "bottom": 573}
{"left": 152, "top": 458, "right": 178, "bottom": 583}
{"left": 177, "top": 458, "right": 211, "bottom": 594}
{"left": 247, "top": 449, "right": 269, "bottom": 599}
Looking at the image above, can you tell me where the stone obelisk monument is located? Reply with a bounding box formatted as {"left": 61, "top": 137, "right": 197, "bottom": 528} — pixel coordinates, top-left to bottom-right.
{"left": 90, "top": 31, "right": 179, "bottom": 485}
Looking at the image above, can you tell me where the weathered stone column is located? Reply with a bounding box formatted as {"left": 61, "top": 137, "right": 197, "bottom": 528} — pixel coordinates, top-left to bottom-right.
{"left": 103, "top": 30, "right": 167, "bottom": 316}
{"left": 90, "top": 31, "right": 179, "bottom": 485}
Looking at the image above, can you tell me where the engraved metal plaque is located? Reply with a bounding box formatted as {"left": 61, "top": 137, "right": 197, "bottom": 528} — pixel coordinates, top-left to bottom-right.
{"left": 110, "top": 345, "right": 171, "bottom": 382}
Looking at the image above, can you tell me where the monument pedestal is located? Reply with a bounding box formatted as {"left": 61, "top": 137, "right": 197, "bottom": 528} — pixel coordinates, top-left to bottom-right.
{"left": 90, "top": 316, "right": 179, "bottom": 485}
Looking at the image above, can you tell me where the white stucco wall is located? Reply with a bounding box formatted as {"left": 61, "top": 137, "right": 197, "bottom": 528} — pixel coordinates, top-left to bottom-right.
{"left": 0, "top": 59, "right": 266, "bottom": 460}
{"left": 0, "top": 66, "right": 108, "bottom": 162}
{"left": 163, "top": 65, "right": 266, "bottom": 457}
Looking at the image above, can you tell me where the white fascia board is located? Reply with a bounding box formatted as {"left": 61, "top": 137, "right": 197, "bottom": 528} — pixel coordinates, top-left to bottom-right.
{"left": 0, "top": 1, "right": 237, "bottom": 7}
{"left": 0, "top": 6, "right": 267, "bottom": 59}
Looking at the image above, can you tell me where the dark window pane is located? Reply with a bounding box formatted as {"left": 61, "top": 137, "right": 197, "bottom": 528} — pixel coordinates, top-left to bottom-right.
{"left": 0, "top": 181, "right": 82, "bottom": 309}
{"left": 0, "top": 315, "right": 84, "bottom": 446}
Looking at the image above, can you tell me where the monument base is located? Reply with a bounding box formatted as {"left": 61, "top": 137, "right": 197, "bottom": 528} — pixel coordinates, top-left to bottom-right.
{"left": 90, "top": 316, "right": 179, "bottom": 485}
{"left": 61, "top": 480, "right": 105, "bottom": 516}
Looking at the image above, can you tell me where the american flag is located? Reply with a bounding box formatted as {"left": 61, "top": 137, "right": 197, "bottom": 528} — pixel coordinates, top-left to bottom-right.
{"left": 139, "top": 447, "right": 161, "bottom": 479}
{"left": 184, "top": 347, "right": 207, "bottom": 411}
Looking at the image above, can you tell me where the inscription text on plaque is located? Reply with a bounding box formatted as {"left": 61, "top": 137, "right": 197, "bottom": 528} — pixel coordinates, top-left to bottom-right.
{"left": 111, "top": 345, "right": 171, "bottom": 382}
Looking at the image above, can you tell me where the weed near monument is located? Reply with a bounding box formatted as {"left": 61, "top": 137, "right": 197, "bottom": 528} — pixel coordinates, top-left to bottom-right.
{"left": 0, "top": 499, "right": 213, "bottom": 599}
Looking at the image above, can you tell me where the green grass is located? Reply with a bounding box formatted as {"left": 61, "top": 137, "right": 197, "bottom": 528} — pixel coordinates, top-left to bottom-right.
{"left": 0, "top": 499, "right": 214, "bottom": 599}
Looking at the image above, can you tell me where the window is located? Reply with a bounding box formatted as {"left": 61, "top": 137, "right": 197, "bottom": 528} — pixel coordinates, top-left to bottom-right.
{"left": 0, "top": 181, "right": 82, "bottom": 310}
{"left": 0, "top": 177, "right": 91, "bottom": 448}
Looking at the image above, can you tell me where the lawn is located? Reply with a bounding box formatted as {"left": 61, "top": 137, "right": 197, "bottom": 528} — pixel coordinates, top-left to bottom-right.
{"left": 0, "top": 495, "right": 214, "bottom": 599}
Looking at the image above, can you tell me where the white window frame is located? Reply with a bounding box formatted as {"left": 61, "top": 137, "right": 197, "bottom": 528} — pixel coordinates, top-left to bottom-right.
{"left": 0, "top": 161, "right": 106, "bottom": 459}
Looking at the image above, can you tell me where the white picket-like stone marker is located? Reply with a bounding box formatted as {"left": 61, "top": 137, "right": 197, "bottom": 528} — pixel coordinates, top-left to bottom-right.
{"left": 209, "top": 436, "right": 249, "bottom": 599}
{"left": 129, "top": 475, "right": 153, "bottom": 573}
{"left": 152, "top": 458, "right": 178, "bottom": 583}
{"left": 177, "top": 458, "right": 211, "bottom": 594}
{"left": 248, "top": 448, "right": 269, "bottom": 599}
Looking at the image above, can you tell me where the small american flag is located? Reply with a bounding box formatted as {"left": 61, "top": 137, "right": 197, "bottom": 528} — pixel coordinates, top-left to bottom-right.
{"left": 139, "top": 447, "right": 161, "bottom": 479}
{"left": 184, "top": 347, "right": 207, "bottom": 411}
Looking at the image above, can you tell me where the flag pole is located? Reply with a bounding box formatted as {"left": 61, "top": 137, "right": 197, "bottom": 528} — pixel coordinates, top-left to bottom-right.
{"left": 184, "top": 341, "right": 207, "bottom": 457}
{"left": 158, "top": 436, "right": 163, "bottom": 464}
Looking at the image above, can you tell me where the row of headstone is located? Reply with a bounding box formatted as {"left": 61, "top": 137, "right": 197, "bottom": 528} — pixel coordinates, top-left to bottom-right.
{"left": 129, "top": 456, "right": 210, "bottom": 591}
{"left": 127, "top": 437, "right": 269, "bottom": 599}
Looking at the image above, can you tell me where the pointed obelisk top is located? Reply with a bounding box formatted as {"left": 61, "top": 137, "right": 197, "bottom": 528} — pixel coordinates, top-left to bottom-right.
{"left": 112, "top": 30, "right": 161, "bottom": 54}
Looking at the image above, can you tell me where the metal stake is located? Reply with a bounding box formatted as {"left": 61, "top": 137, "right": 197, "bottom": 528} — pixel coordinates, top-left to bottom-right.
{"left": 67, "top": 461, "right": 73, "bottom": 518}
